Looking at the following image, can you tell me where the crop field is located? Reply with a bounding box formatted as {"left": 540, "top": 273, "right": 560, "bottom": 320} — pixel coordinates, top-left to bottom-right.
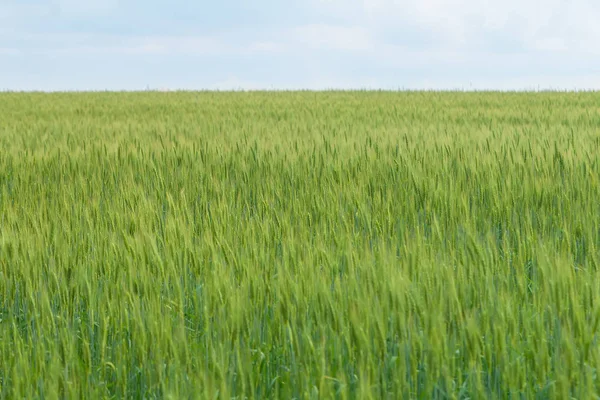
{"left": 1, "top": 91, "right": 600, "bottom": 399}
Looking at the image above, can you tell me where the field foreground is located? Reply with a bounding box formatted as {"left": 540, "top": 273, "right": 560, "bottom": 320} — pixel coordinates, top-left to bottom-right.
{"left": 1, "top": 91, "right": 600, "bottom": 399}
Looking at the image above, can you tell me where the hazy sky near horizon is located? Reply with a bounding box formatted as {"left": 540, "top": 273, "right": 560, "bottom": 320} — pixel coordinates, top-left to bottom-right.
{"left": 1, "top": 0, "right": 599, "bottom": 91}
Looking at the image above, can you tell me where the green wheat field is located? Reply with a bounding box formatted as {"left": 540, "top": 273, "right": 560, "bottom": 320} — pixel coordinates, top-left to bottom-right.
{"left": 1, "top": 91, "right": 600, "bottom": 399}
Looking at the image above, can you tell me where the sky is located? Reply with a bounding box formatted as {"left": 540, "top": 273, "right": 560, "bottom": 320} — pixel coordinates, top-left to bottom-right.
{"left": 0, "top": 0, "right": 599, "bottom": 91}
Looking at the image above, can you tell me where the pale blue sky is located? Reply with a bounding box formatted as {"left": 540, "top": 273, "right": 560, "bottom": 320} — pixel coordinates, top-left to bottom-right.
{"left": 1, "top": 0, "right": 599, "bottom": 91}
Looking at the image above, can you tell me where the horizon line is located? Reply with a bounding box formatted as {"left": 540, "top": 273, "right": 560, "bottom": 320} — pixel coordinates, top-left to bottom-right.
{"left": 2, "top": 87, "right": 600, "bottom": 94}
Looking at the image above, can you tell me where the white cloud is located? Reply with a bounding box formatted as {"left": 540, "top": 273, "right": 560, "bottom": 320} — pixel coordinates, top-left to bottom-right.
{"left": 0, "top": 3, "right": 53, "bottom": 34}
{"left": 0, "top": 33, "right": 277, "bottom": 57}
{"left": 209, "top": 75, "right": 384, "bottom": 91}
{"left": 310, "top": 0, "right": 600, "bottom": 53}
{"left": 292, "top": 24, "right": 373, "bottom": 51}
{"left": 243, "top": 41, "right": 283, "bottom": 54}
{"left": 0, "top": 48, "right": 19, "bottom": 55}
{"left": 55, "top": 0, "right": 119, "bottom": 16}
{"left": 295, "top": 0, "right": 600, "bottom": 90}
{"left": 530, "top": 38, "right": 568, "bottom": 53}
{"left": 3, "top": 0, "right": 599, "bottom": 90}
{"left": 300, "top": 76, "right": 382, "bottom": 90}
{"left": 208, "top": 73, "right": 600, "bottom": 91}
{"left": 210, "top": 76, "right": 278, "bottom": 91}
{"left": 408, "top": 74, "right": 600, "bottom": 91}
{"left": 130, "top": 36, "right": 227, "bottom": 55}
